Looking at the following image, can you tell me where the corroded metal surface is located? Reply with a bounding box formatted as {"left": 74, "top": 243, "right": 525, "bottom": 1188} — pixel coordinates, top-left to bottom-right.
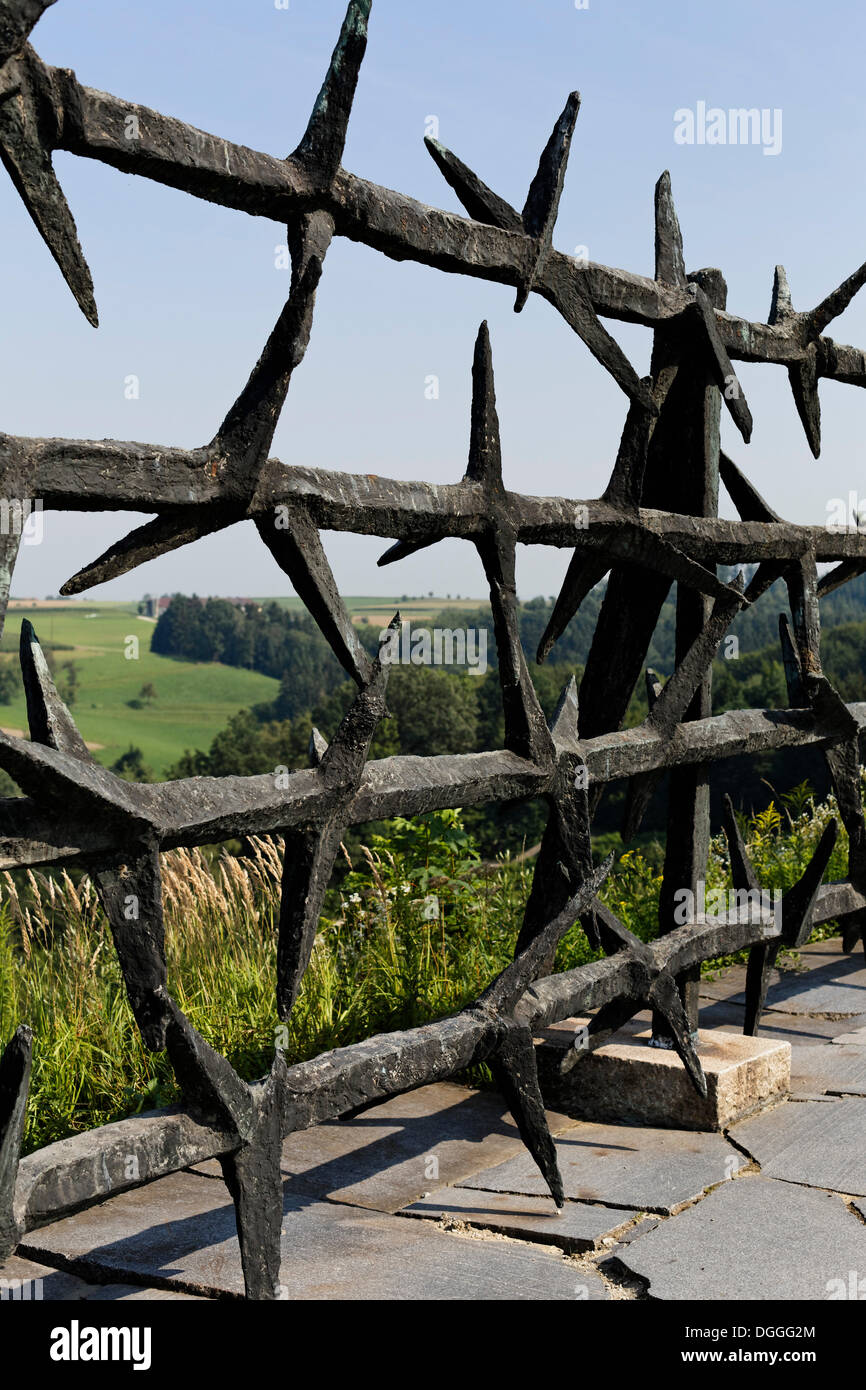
{"left": 1, "top": 0, "right": 866, "bottom": 1297}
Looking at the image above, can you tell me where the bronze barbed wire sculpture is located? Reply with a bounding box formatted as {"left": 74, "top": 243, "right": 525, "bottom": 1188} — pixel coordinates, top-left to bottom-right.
{"left": 1, "top": 0, "right": 866, "bottom": 1298}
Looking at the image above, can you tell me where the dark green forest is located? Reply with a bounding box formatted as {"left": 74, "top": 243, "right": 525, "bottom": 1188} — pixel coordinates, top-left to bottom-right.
{"left": 151, "top": 578, "right": 866, "bottom": 857}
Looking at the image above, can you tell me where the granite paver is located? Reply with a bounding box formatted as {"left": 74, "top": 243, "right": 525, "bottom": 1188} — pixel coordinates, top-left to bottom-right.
{"left": 790, "top": 1045, "right": 866, "bottom": 1097}
{"left": 732, "top": 1097, "right": 866, "bottom": 1194}
{"left": 460, "top": 1121, "right": 747, "bottom": 1213}
{"left": 618, "top": 1176, "right": 866, "bottom": 1300}
{"left": 22, "top": 1171, "right": 607, "bottom": 1300}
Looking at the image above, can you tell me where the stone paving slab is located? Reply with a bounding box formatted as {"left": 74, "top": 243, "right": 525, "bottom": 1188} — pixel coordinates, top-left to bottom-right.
{"left": 23, "top": 1170, "right": 607, "bottom": 1300}
{"left": 733, "top": 955, "right": 866, "bottom": 1018}
{"left": 0, "top": 1253, "right": 203, "bottom": 1300}
{"left": 460, "top": 1121, "right": 747, "bottom": 1214}
{"left": 403, "top": 1187, "right": 639, "bottom": 1253}
{"left": 697, "top": 938, "right": 866, "bottom": 1013}
{"left": 833, "top": 1027, "right": 866, "bottom": 1046}
{"left": 698, "top": 964, "right": 757, "bottom": 1002}
{"left": 618, "top": 1176, "right": 866, "bottom": 1300}
{"left": 697, "top": 998, "right": 866, "bottom": 1043}
{"left": 194, "top": 1082, "right": 579, "bottom": 1214}
{"left": 790, "top": 1045, "right": 866, "bottom": 1096}
{"left": 732, "top": 1097, "right": 866, "bottom": 1195}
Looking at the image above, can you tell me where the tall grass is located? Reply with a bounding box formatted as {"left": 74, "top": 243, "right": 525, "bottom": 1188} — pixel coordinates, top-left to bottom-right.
{"left": 0, "top": 786, "right": 855, "bottom": 1153}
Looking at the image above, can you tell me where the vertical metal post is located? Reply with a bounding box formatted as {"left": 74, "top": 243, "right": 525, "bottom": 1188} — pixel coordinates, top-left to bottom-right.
{"left": 653, "top": 269, "right": 726, "bottom": 1042}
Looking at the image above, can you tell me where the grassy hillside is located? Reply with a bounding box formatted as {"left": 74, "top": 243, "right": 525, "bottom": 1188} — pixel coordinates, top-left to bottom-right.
{"left": 0, "top": 602, "right": 279, "bottom": 778}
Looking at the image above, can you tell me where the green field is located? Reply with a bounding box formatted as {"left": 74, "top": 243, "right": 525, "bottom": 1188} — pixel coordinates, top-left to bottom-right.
{"left": 0, "top": 602, "right": 279, "bottom": 779}
{"left": 0, "top": 596, "right": 489, "bottom": 779}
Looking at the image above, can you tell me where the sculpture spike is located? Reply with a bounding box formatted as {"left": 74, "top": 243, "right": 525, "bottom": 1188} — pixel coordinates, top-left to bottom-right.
{"left": 621, "top": 768, "right": 662, "bottom": 844}
{"left": 744, "top": 560, "right": 789, "bottom": 605}
{"left": 423, "top": 136, "right": 523, "bottom": 231}
{"left": 722, "top": 794, "right": 760, "bottom": 895}
{"left": 19, "top": 617, "right": 91, "bottom": 759}
{"left": 0, "top": 1023, "right": 32, "bottom": 1258}
{"left": 277, "top": 642, "right": 391, "bottom": 1018}
{"left": 647, "top": 574, "right": 745, "bottom": 735}
{"left": 164, "top": 999, "right": 255, "bottom": 1139}
{"left": 465, "top": 321, "right": 503, "bottom": 486}
{"left": 785, "top": 556, "right": 822, "bottom": 674}
{"left": 485, "top": 856, "right": 613, "bottom": 1014}
{"left": 719, "top": 452, "right": 782, "bottom": 522}
{"left": 685, "top": 284, "right": 753, "bottom": 442}
{"left": 808, "top": 259, "right": 866, "bottom": 339}
{"left": 548, "top": 674, "right": 580, "bottom": 747}
{"left": 60, "top": 505, "right": 234, "bottom": 595}
{"left": 377, "top": 535, "right": 440, "bottom": 567}
{"left": 645, "top": 667, "right": 663, "bottom": 711}
{"left": 538, "top": 520, "right": 738, "bottom": 667}
{"left": 779, "top": 819, "right": 838, "bottom": 949}
{"left": 427, "top": 131, "right": 653, "bottom": 410}
{"left": 601, "top": 385, "right": 654, "bottom": 514}
{"left": 478, "top": 529, "right": 557, "bottom": 763}
{"left": 214, "top": 209, "right": 334, "bottom": 469}
{"left": 96, "top": 847, "right": 171, "bottom": 1051}
{"left": 257, "top": 504, "right": 372, "bottom": 690}
{"left": 490, "top": 1024, "right": 565, "bottom": 1207}
{"left": 291, "top": 0, "right": 371, "bottom": 181}
{"left": 0, "top": 1, "right": 57, "bottom": 69}
{"left": 647, "top": 972, "right": 707, "bottom": 1097}
{"left": 768, "top": 264, "right": 793, "bottom": 325}
{"left": 559, "top": 997, "right": 639, "bottom": 1075}
{"left": 19, "top": 620, "right": 170, "bottom": 1047}
{"left": 817, "top": 559, "right": 866, "bottom": 599}
{"left": 516, "top": 767, "right": 596, "bottom": 968}
{"left": 0, "top": 46, "right": 97, "bottom": 324}
{"left": 654, "top": 171, "right": 687, "bottom": 289}
{"left": 621, "top": 578, "right": 745, "bottom": 841}
{"left": 723, "top": 793, "right": 782, "bottom": 1037}
{"left": 218, "top": 1053, "right": 286, "bottom": 1301}
{"left": 778, "top": 613, "right": 807, "bottom": 705}
{"left": 309, "top": 727, "right": 329, "bottom": 766}
{"left": 515, "top": 91, "right": 581, "bottom": 311}
{"left": 536, "top": 550, "right": 610, "bottom": 665}
{"left": 63, "top": 211, "right": 335, "bottom": 595}
{"left": 602, "top": 526, "right": 744, "bottom": 602}
{"left": 788, "top": 347, "right": 822, "bottom": 457}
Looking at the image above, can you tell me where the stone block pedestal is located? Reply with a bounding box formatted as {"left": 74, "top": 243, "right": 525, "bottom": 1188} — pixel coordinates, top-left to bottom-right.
{"left": 535, "top": 1023, "right": 790, "bottom": 1132}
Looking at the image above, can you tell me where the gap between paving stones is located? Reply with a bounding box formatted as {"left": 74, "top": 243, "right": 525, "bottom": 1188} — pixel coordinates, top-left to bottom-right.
{"left": 407, "top": 1217, "right": 649, "bottom": 1300}
{"left": 15, "top": 1242, "right": 227, "bottom": 1302}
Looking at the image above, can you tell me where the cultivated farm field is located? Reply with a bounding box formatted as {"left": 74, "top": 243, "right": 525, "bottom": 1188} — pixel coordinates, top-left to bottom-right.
{"left": 0, "top": 601, "right": 279, "bottom": 779}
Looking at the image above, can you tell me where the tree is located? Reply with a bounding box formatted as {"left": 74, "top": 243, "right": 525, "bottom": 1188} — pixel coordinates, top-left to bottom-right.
{"left": 58, "top": 660, "right": 79, "bottom": 707}
{"left": 139, "top": 682, "right": 158, "bottom": 704}
{"left": 0, "top": 666, "right": 18, "bottom": 705}
{"left": 110, "top": 746, "right": 153, "bottom": 782}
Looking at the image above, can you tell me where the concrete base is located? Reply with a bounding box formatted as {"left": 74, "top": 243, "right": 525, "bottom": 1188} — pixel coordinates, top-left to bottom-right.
{"left": 535, "top": 1024, "right": 791, "bottom": 1132}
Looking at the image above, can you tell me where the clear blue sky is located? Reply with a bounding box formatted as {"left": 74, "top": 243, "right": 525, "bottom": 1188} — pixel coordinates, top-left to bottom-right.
{"left": 4, "top": 0, "right": 866, "bottom": 601}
